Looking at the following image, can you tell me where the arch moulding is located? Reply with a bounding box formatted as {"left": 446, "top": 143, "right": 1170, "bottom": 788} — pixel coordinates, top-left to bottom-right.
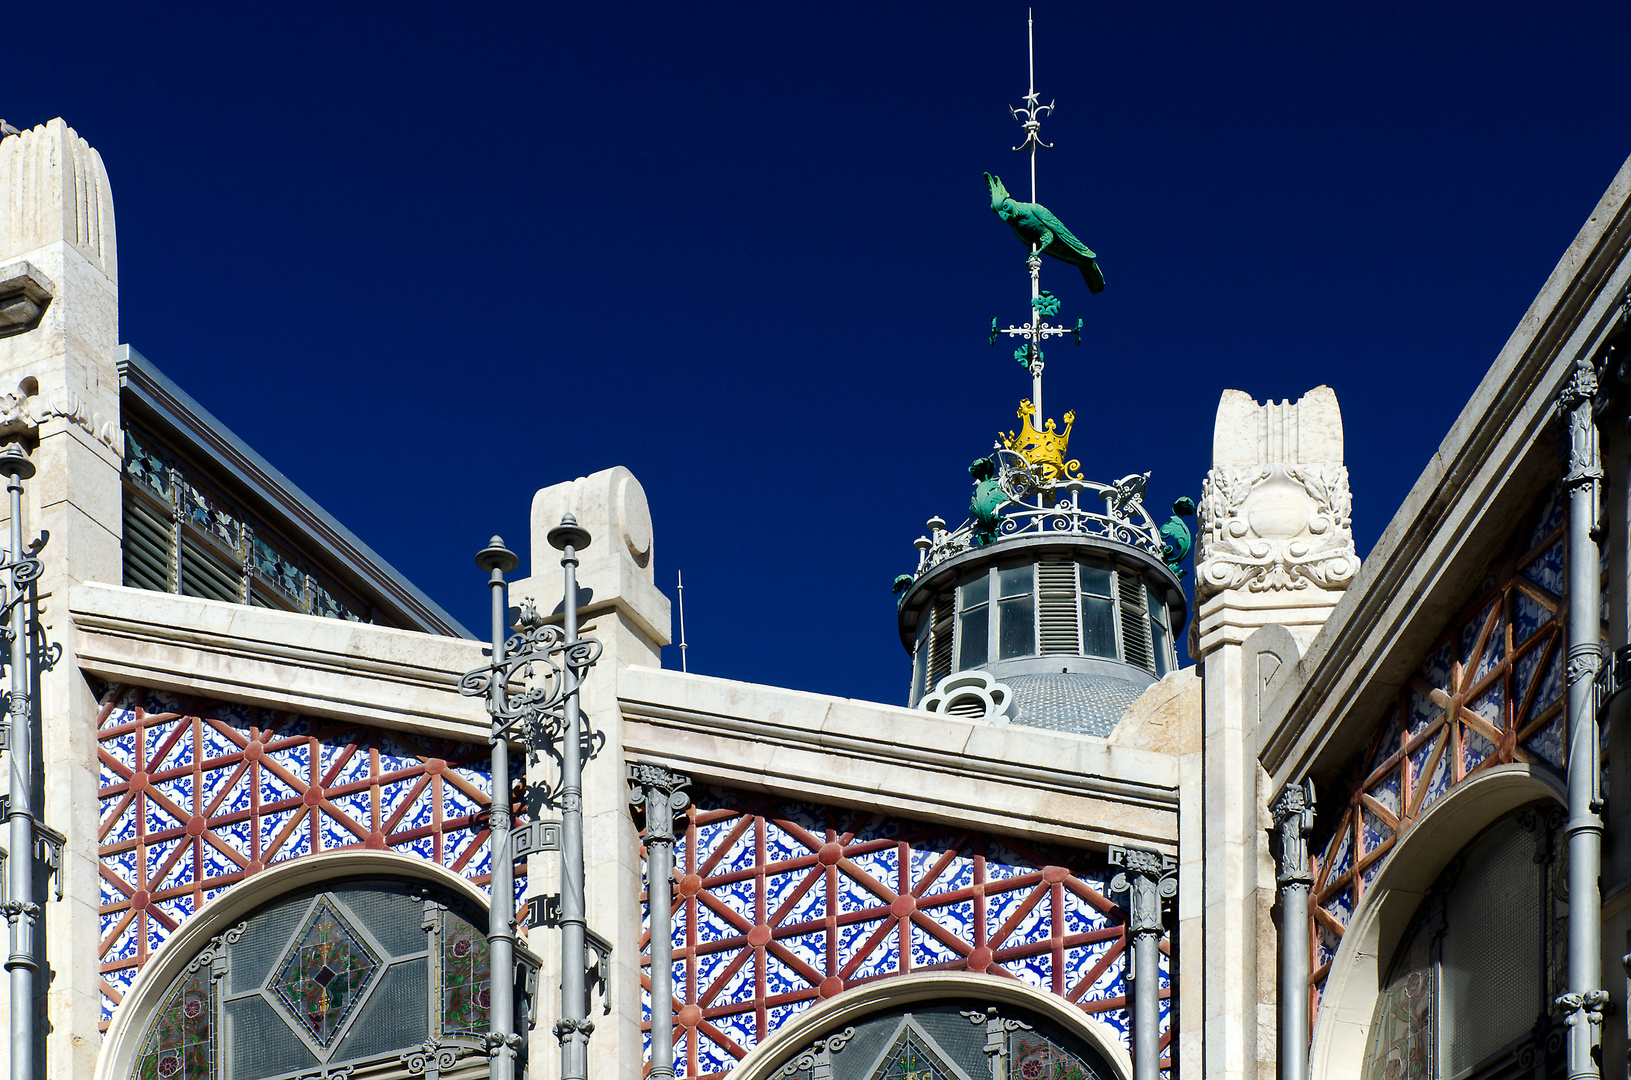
{"left": 729, "top": 970, "right": 1134, "bottom": 1080}
{"left": 1308, "top": 763, "right": 1564, "bottom": 1080}
{"left": 94, "top": 850, "right": 493, "bottom": 1080}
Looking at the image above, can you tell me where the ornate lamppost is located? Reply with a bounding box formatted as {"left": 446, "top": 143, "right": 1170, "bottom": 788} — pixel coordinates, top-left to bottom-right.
{"left": 461, "top": 516, "right": 603, "bottom": 1080}
{"left": 0, "top": 443, "right": 56, "bottom": 1080}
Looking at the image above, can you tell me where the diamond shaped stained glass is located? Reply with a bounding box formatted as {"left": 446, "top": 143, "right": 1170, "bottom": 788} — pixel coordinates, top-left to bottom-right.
{"left": 871, "top": 1028, "right": 958, "bottom": 1080}
{"left": 271, "top": 901, "right": 379, "bottom": 1046}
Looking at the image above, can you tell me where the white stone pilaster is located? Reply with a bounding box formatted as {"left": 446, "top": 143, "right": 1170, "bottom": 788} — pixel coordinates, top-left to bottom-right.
{"left": 1196, "top": 387, "right": 1356, "bottom": 1080}
{"left": 511, "top": 466, "right": 671, "bottom": 1080}
{"left": 0, "top": 118, "right": 122, "bottom": 1080}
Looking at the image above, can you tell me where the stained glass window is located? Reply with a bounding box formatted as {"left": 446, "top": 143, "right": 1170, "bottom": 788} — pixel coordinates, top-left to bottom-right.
{"left": 1360, "top": 918, "right": 1433, "bottom": 1080}
{"left": 132, "top": 971, "right": 213, "bottom": 1080}
{"left": 1008, "top": 1033, "right": 1107, "bottom": 1080}
{"left": 97, "top": 681, "right": 524, "bottom": 1026}
{"left": 125, "top": 878, "right": 519, "bottom": 1080}
{"left": 871, "top": 1029, "right": 956, "bottom": 1080}
{"left": 1359, "top": 809, "right": 1560, "bottom": 1080}
{"left": 271, "top": 900, "right": 380, "bottom": 1047}
{"left": 763, "top": 1002, "right": 1115, "bottom": 1080}
{"left": 440, "top": 908, "right": 492, "bottom": 1036}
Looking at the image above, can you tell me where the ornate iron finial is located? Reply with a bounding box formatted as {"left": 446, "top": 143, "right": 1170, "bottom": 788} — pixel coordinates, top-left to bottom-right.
{"left": 1010, "top": 9, "right": 1054, "bottom": 200}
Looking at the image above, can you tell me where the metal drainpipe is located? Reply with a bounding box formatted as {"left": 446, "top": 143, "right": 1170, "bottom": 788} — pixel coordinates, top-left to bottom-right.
{"left": 548, "top": 515, "right": 593, "bottom": 1080}
{"left": 0, "top": 445, "right": 36, "bottom": 1080}
{"left": 628, "top": 764, "right": 692, "bottom": 1080}
{"left": 476, "top": 537, "right": 521, "bottom": 1080}
{"left": 1111, "top": 847, "right": 1176, "bottom": 1080}
{"left": 1272, "top": 780, "right": 1315, "bottom": 1080}
{"left": 1559, "top": 359, "right": 1608, "bottom": 1080}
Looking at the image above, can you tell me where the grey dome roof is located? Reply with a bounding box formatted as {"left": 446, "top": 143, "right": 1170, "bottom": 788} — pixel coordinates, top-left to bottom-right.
{"left": 1005, "top": 672, "right": 1148, "bottom": 736}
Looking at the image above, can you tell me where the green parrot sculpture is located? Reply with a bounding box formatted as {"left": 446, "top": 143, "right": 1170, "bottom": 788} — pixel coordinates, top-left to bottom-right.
{"left": 985, "top": 172, "right": 1105, "bottom": 294}
{"left": 1161, "top": 497, "right": 1197, "bottom": 577}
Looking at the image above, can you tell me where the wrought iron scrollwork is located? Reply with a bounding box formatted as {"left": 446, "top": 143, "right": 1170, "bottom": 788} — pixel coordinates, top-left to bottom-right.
{"left": 459, "top": 600, "right": 604, "bottom": 761}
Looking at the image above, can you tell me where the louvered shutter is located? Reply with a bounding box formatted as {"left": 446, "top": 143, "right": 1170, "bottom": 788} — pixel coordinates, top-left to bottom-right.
{"left": 1118, "top": 568, "right": 1154, "bottom": 673}
{"left": 123, "top": 492, "right": 176, "bottom": 592}
{"left": 1038, "top": 559, "right": 1080, "bottom": 654}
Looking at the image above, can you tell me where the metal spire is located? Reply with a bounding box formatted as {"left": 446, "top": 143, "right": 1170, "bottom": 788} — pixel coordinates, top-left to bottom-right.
{"left": 995, "top": 10, "right": 1075, "bottom": 431}
{"left": 1010, "top": 9, "right": 1054, "bottom": 203}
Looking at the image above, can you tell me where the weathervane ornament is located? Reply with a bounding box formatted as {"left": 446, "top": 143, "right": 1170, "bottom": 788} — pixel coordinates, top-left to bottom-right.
{"left": 988, "top": 10, "right": 1100, "bottom": 433}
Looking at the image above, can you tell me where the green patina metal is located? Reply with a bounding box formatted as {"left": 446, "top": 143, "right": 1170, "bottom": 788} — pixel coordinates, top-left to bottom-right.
{"left": 984, "top": 173, "right": 1105, "bottom": 294}
{"left": 1032, "top": 290, "right": 1060, "bottom": 317}
{"left": 892, "top": 573, "right": 915, "bottom": 603}
{"left": 1160, "top": 497, "right": 1197, "bottom": 577}
{"left": 968, "top": 456, "right": 1008, "bottom": 546}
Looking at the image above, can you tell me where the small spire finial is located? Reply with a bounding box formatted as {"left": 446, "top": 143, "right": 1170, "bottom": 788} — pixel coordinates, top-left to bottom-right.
{"left": 1010, "top": 8, "right": 1054, "bottom": 202}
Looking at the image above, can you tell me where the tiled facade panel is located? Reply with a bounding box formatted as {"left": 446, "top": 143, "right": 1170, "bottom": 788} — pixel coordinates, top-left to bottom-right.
{"left": 643, "top": 786, "right": 1171, "bottom": 1078}
{"left": 96, "top": 683, "right": 521, "bottom": 1026}
{"left": 1310, "top": 484, "right": 1576, "bottom": 1007}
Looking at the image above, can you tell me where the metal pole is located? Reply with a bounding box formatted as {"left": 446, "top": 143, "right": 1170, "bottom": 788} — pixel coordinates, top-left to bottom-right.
{"left": 549, "top": 514, "right": 593, "bottom": 1080}
{"left": 628, "top": 763, "right": 691, "bottom": 1080}
{"left": 1111, "top": 847, "right": 1175, "bottom": 1080}
{"left": 1272, "top": 780, "right": 1315, "bottom": 1080}
{"left": 1559, "top": 361, "right": 1608, "bottom": 1079}
{"left": 1026, "top": 9, "right": 1036, "bottom": 204}
{"left": 1, "top": 444, "right": 36, "bottom": 1080}
{"left": 476, "top": 537, "right": 520, "bottom": 1080}
{"left": 676, "top": 571, "right": 688, "bottom": 674}
{"left": 1029, "top": 253, "right": 1043, "bottom": 428}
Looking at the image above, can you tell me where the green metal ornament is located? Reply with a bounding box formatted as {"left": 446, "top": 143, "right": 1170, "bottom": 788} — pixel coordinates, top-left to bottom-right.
{"left": 985, "top": 173, "right": 1105, "bottom": 294}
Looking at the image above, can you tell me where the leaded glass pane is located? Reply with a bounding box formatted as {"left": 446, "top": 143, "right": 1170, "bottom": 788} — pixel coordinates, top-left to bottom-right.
{"left": 957, "top": 606, "right": 988, "bottom": 670}
{"left": 1081, "top": 595, "right": 1116, "bottom": 658}
{"left": 1440, "top": 821, "right": 1541, "bottom": 1074}
{"left": 998, "top": 591, "right": 1036, "bottom": 659}
{"left": 1008, "top": 1031, "right": 1109, "bottom": 1079}
{"left": 1361, "top": 919, "right": 1434, "bottom": 1080}
{"left": 1079, "top": 563, "right": 1113, "bottom": 598}
{"left": 441, "top": 909, "right": 492, "bottom": 1036}
{"left": 870, "top": 1028, "right": 956, "bottom": 1079}
{"left": 271, "top": 900, "right": 381, "bottom": 1047}
{"left": 133, "top": 971, "right": 213, "bottom": 1080}
{"left": 998, "top": 565, "right": 1036, "bottom": 660}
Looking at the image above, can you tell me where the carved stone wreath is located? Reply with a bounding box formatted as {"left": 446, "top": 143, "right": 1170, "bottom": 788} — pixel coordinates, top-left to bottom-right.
{"left": 1196, "top": 464, "right": 1359, "bottom": 596}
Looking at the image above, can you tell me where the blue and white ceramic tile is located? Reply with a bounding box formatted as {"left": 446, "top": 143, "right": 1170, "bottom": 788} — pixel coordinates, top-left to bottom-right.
{"left": 762, "top": 820, "right": 807, "bottom": 865}
{"left": 846, "top": 846, "right": 899, "bottom": 892}
{"left": 377, "top": 736, "right": 421, "bottom": 776}
{"left": 763, "top": 949, "right": 805, "bottom": 996}
{"left": 779, "top": 930, "right": 824, "bottom": 972}
{"left": 922, "top": 897, "right": 974, "bottom": 945}
{"left": 1014, "top": 949, "right": 1051, "bottom": 990}
{"left": 710, "top": 1007, "right": 758, "bottom": 1058}
{"left": 766, "top": 1002, "right": 802, "bottom": 1036}
{"left": 440, "top": 777, "right": 483, "bottom": 821}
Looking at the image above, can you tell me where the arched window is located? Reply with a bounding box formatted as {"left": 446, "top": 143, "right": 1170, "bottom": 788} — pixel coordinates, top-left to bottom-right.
{"left": 765, "top": 998, "right": 1119, "bottom": 1080}
{"left": 127, "top": 876, "right": 535, "bottom": 1080}
{"left": 1361, "top": 806, "right": 1565, "bottom": 1080}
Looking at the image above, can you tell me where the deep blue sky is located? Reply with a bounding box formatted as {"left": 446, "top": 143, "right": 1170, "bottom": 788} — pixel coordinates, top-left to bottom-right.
{"left": 10, "top": 3, "right": 1630, "bottom": 704}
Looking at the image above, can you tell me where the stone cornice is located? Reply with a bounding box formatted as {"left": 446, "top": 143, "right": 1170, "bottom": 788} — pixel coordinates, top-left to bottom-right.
{"left": 1259, "top": 151, "right": 1631, "bottom": 789}
{"left": 617, "top": 666, "right": 1179, "bottom": 851}
{"left": 71, "top": 582, "right": 489, "bottom": 742}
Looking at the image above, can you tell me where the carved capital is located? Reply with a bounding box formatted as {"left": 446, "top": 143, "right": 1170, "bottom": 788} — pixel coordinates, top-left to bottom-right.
{"left": 628, "top": 761, "right": 692, "bottom": 845}
{"left": 1271, "top": 778, "right": 1316, "bottom": 886}
{"left": 1195, "top": 464, "right": 1359, "bottom": 598}
{"left": 1555, "top": 989, "right": 1610, "bottom": 1025}
{"left": 1108, "top": 846, "right": 1177, "bottom": 937}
